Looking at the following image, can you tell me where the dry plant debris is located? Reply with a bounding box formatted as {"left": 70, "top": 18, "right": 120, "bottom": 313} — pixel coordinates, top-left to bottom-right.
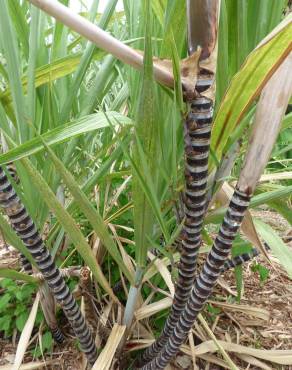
{"left": 0, "top": 210, "right": 291, "bottom": 370}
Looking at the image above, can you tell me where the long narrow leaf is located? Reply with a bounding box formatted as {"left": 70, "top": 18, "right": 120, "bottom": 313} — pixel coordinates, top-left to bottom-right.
{"left": 0, "top": 1, "right": 28, "bottom": 142}
{"left": 254, "top": 219, "right": 292, "bottom": 279}
{"left": 211, "top": 15, "right": 292, "bottom": 167}
{"left": 0, "top": 269, "right": 37, "bottom": 284}
{"left": 132, "top": 2, "right": 159, "bottom": 267}
{"left": 0, "top": 112, "right": 132, "bottom": 165}
{"left": 42, "top": 139, "right": 134, "bottom": 284}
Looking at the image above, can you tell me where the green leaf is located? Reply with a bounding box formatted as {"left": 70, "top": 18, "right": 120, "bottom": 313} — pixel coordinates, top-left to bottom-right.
{"left": 27, "top": 4, "right": 40, "bottom": 125}
{"left": 42, "top": 139, "right": 134, "bottom": 284}
{"left": 132, "top": 1, "right": 159, "bottom": 267}
{"left": 35, "top": 310, "right": 44, "bottom": 326}
{"left": 251, "top": 185, "right": 292, "bottom": 207}
{"left": 0, "top": 112, "right": 132, "bottom": 165}
{"left": 7, "top": 0, "right": 29, "bottom": 60}
{"left": 206, "top": 186, "right": 292, "bottom": 225}
{"left": 59, "top": 0, "right": 118, "bottom": 123}
{"left": 234, "top": 265, "right": 243, "bottom": 302}
{"left": 251, "top": 263, "right": 270, "bottom": 284}
{"left": 0, "top": 278, "right": 13, "bottom": 289}
{"left": 15, "top": 304, "right": 27, "bottom": 316}
{"left": 0, "top": 53, "right": 102, "bottom": 107}
{"left": 150, "top": 0, "right": 166, "bottom": 26}
{"left": 0, "top": 293, "right": 11, "bottom": 311}
{"left": 47, "top": 140, "right": 127, "bottom": 245}
{"left": 170, "top": 32, "right": 184, "bottom": 111}
{"left": 0, "top": 269, "right": 37, "bottom": 284}
{"left": 0, "top": 315, "right": 11, "bottom": 332}
{"left": 16, "top": 310, "right": 29, "bottom": 331}
{"left": 268, "top": 199, "right": 292, "bottom": 225}
{"left": 211, "top": 16, "right": 292, "bottom": 168}
{"left": 16, "top": 284, "right": 36, "bottom": 301}
{"left": 0, "top": 0, "right": 28, "bottom": 142}
{"left": 41, "top": 331, "right": 53, "bottom": 351}
{"left": 160, "top": 0, "right": 186, "bottom": 58}
{"left": 282, "top": 112, "right": 292, "bottom": 131}
{"left": 254, "top": 219, "right": 292, "bottom": 279}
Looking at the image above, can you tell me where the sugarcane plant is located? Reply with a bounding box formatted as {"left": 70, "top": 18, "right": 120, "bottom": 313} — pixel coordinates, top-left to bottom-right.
{"left": 139, "top": 53, "right": 292, "bottom": 370}
{"left": 0, "top": 165, "right": 98, "bottom": 363}
{"left": 0, "top": 0, "right": 291, "bottom": 368}
{"left": 0, "top": 159, "right": 65, "bottom": 344}
{"left": 0, "top": 0, "right": 127, "bottom": 365}
{"left": 0, "top": 136, "right": 65, "bottom": 343}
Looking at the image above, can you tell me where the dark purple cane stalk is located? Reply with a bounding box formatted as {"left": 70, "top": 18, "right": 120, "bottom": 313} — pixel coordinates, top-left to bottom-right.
{"left": 0, "top": 166, "right": 97, "bottom": 365}
{"left": 221, "top": 243, "right": 271, "bottom": 273}
{"left": 142, "top": 187, "right": 251, "bottom": 370}
{"left": 135, "top": 1, "right": 219, "bottom": 367}
{"left": 19, "top": 252, "right": 33, "bottom": 274}
{"left": 135, "top": 77, "right": 214, "bottom": 368}
{"left": 222, "top": 247, "right": 260, "bottom": 272}
{"left": 3, "top": 162, "right": 34, "bottom": 274}
{"left": 2, "top": 163, "right": 64, "bottom": 343}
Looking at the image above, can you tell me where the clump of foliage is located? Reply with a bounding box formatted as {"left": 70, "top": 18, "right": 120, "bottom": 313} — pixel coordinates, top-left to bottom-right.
{"left": 0, "top": 279, "right": 36, "bottom": 337}
{"left": 0, "top": 0, "right": 291, "bottom": 368}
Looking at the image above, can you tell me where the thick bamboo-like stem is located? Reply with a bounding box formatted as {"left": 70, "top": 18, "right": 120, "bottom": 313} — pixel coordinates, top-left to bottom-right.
{"left": 136, "top": 1, "right": 218, "bottom": 368}
{"left": 0, "top": 167, "right": 97, "bottom": 365}
{"left": 33, "top": 266, "right": 82, "bottom": 280}
{"left": 221, "top": 246, "right": 260, "bottom": 272}
{"left": 221, "top": 242, "right": 271, "bottom": 273}
{"left": 135, "top": 2, "right": 219, "bottom": 368}
{"left": 3, "top": 162, "right": 34, "bottom": 274}
{"left": 136, "top": 81, "right": 214, "bottom": 368}
{"left": 143, "top": 187, "right": 250, "bottom": 370}
{"left": 1, "top": 162, "right": 64, "bottom": 343}
{"left": 141, "top": 53, "right": 292, "bottom": 370}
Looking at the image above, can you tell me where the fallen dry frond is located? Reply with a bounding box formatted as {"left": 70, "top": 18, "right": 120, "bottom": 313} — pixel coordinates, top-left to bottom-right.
{"left": 12, "top": 294, "right": 40, "bottom": 370}
{"left": 182, "top": 340, "right": 292, "bottom": 365}
{"left": 92, "top": 324, "right": 126, "bottom": 370}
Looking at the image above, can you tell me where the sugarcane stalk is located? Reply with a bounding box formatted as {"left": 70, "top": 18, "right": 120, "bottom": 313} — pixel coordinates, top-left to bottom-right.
{"left": 221, "top": 246, "right": 261, "bottom": 272}
{"left": 33, "top": 266, "right": 82, "bottom": 280}
{"left": 140, "top": 52, "right": 292, "bottom": 370}
{"left": 135, "top": 2, "right": 219, "bottom": 367}
{"left": 135, "top": 80, "right": 214, "bottom": 368}
{"left": 0, "top": 159, "right": 65, "bottom": 343}
{"left": 2, "top": 161, "right": 34, "bottom": 274}
{"left": 19, "top": 251, "right": 34, "bottom": 274}
{"left": 0, "top": 166, "right": 97, "bottom": 365}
